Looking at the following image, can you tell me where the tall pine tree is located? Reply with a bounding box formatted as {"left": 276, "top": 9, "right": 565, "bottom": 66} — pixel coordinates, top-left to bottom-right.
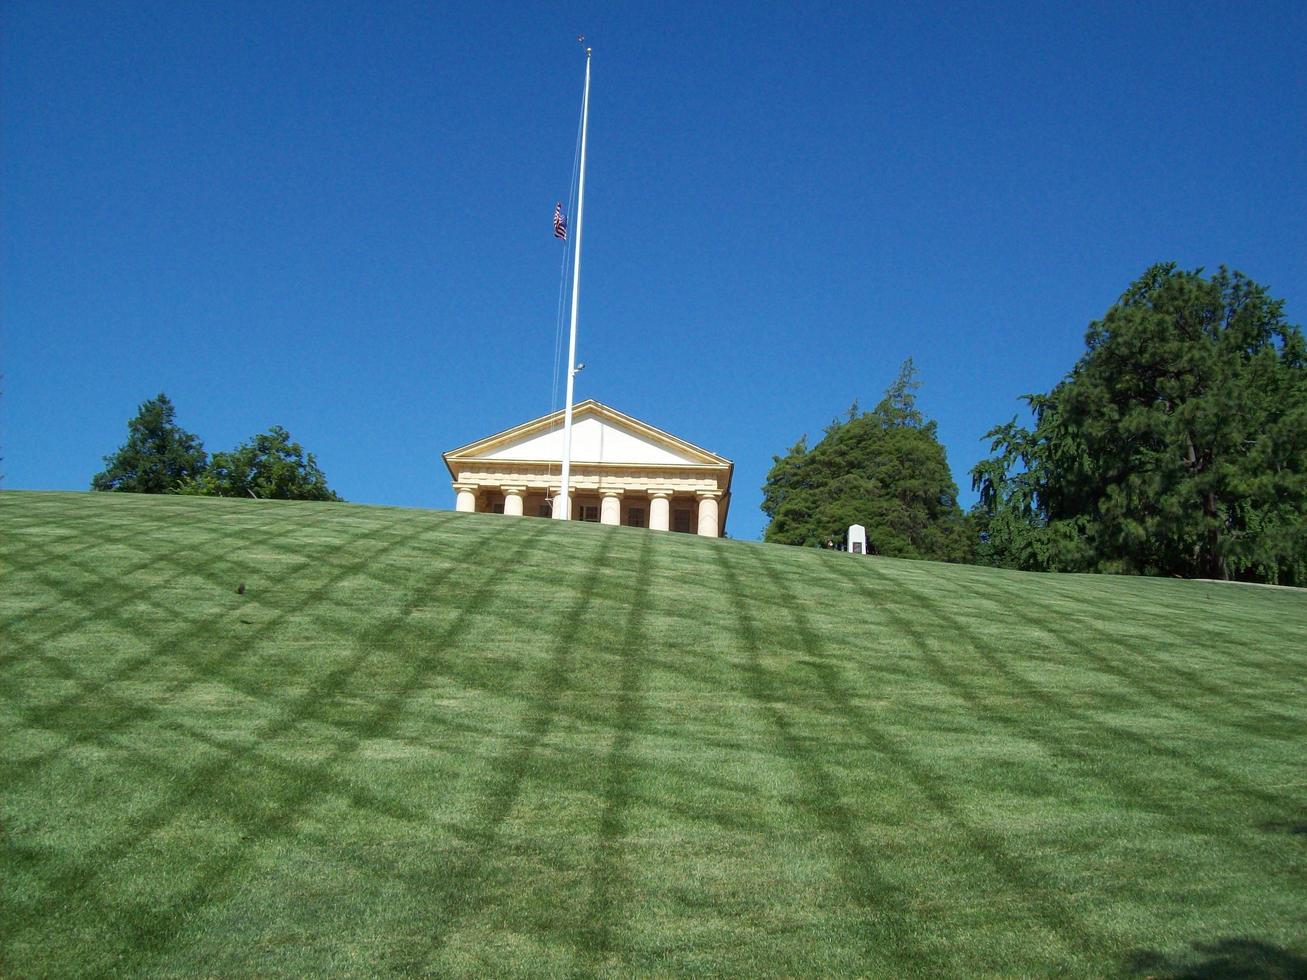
{"left": 92, "top": 393, "right": 208, "bottom": 494}
{"left": 762, "top": 361, "right": 971, "bottom": 561}
{"left": 974, "top": 264, "right": 1307, "bottom": 584}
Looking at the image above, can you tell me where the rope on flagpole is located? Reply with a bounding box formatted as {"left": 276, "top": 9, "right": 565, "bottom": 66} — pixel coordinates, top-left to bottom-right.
{"left": 551, "top": 90, "right": 585, "bottom": 416}
{"left": 544, "top": 46, "right": 588, "bottom": 501}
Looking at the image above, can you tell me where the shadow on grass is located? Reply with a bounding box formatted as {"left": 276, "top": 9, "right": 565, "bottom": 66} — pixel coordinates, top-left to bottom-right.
{"left": 1261, "top": 820, "right": 1307, "bottom": 836}
{"left": 116, "top": 517, "right": 555, "bottom": 961}
{"left": 1125, "top": 937, "right": 1307, "bottom": 978}
{"left": 583, "top": 530, "right": 655, "bottom": 967}
{"left": 3, "top": 509, "right": 429, "bottom": 780}
{"left": 957, "top": 566, "right": 1305, "bottom": 737}
{"left": 0, "top": 498, "right": 308, "bottom": 637}
{"left": 1016, "top": 573, "right": 1307, "bottom": 676}
{"left": 5, "top": 516, "right": 553, "bottom": 972}
{"left": 0, "top": 506, "right": 293, "bottom": 664}
{"left": 399, "top": 526, "right": 621, "bottom": 972}
{"left": 732, "top": 545, "right": 1099, "bottom": 964}
{"left": 1, "top": 514, "right": 352, "bottom": 785}
{"left": 826, "top": 557, "right": 1303, "bottom": 839}
{"left": 805, "top": 556, "right": 1296, "bottom": 857}
{"left": 710, "top": 545, "right": 950, "bottom": 976}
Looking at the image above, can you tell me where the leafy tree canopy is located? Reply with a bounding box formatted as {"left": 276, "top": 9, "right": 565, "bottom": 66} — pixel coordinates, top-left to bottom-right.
{"left": 973, "top": 264, "right": 1307, "bottom": 584}
{"left": 762, "top": 360, "right": 972, "bottom": 561}
{"left": 91, "top": 393, "right": 207, "bottom": 494}
{"left": 182, "top": 425, "right": 342, "bottom": 502}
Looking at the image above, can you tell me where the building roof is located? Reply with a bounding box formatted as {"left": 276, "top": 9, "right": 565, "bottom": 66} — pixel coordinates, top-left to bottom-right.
{"left": 442, "top": 400, "right": 733, "bottom": 479}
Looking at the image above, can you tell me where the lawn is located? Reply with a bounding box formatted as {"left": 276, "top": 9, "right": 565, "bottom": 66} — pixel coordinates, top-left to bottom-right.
{"left": 2, "top": 490, "right": 1305, "bottom": 977}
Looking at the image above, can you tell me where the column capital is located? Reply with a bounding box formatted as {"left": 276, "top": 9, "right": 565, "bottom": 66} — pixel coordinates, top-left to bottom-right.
{"left": 695, "top": 490, "right": 723, "bottom": 501}
{"left": 500, "top": 485, "right": 527, "bottom": 495}
{"left": 648, "top": 489, "right": 675, "bottom": 499}
{"left": 600, "top": 488, "right": 624, "bottom": 499}
{"left": 452, "top": 482, "right": 479, "bottom": 492}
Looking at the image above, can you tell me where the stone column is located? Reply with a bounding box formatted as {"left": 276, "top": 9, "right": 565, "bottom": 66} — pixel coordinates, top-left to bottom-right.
{"left": 600, "top": 490, "right": 622, "bottom": 526}
{"left": 696, "top": 492, "right": 721, "bottom": 537}
{"left": 454, "top": 483, "right": 478, "bottom": 513}
{"left": 551, "top": 491, "right": 569, "bottom": 520}
{"left": 649, "top": 491, "right": 672, "bottom": 531}
{"left": 502, "top": 485, "right": 526, "bottom": 517}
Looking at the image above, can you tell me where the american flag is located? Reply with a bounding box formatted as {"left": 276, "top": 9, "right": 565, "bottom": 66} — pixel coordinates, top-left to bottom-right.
{"left": 553, "top": 202, "right": 567, "bottom": 240}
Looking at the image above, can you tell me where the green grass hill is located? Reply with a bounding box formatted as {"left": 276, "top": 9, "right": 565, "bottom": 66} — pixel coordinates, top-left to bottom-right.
{"left": 3, "top": 490, "right": 1305, "bottom": 977}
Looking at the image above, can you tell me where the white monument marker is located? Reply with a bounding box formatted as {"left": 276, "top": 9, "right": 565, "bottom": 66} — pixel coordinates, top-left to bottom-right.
{"left": 847, "top": 524, "right": 867, "bottom": 555}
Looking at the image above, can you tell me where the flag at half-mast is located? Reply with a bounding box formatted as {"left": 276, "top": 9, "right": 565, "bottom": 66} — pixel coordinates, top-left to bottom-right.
{"left": 553, "top": 202, "right": 568, "bottom": 240}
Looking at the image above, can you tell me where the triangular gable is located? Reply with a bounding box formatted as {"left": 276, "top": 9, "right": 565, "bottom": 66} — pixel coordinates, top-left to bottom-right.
{"left": 444, "top": 400, "right": 730, "bottom": 470}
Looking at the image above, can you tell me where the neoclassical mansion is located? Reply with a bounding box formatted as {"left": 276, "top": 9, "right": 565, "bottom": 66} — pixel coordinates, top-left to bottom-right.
{"left": 443, "top": 400, "right": 733, "bottom": 536}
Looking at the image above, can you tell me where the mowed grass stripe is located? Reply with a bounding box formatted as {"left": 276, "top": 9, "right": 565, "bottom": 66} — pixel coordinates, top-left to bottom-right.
{"left": 2, "top": 501, "right": 446, "bottom": 783}
{"left": 711, "top": 542, "right": 965, "bottom": 976}
{"left": 828, "top": 555, "right": 1306, "bottom": 959}
{"left": 834, "top": 555, "right": 1285, "bottom": 836}
{"left": 580, "top": 529, "right": 656, "bottom": 971}
{"left": 3, "top": 506, "right": 529, "bottom": 971}
{"left": 868, "top": 558, "right": 1303, "bottom": 819}
{"left": 959, "top": 563, "right": 1307, "bottom": 739}
{"left": 1, "top": 505, "right": 341, "bottom": 716}
{"left": 1005, "top": 565, "right": 1307, "bottom": 675}
{"left": 390, "top": 527, "right": 618, "bottom": 971}
{"left": 0, "top": 504, "right": 314, "bottom": 784}
{"left": 2, "top": 491, "right": 1305, "bottom": 977}
{"left": 727, "top": 542, "right": 1101, "bottom": 973}
{"left": 851, "top": 548, "right": 1301, "bottom": 745}
{"left": 0, "top": 494, "right": 295, "bottom": 641}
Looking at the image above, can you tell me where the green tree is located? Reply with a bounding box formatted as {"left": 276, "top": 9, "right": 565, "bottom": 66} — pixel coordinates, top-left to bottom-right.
{"left": 92, "top": 393, "right": 208, "bottom": 494}
{"left": 974, "top": 264, "right": 1307, "bottom": 584}
{"left": 183, "top": 426, "right": 342, "bottom": 502}
{"left": 762, "top": 360, "right": 972, "bottom": 561}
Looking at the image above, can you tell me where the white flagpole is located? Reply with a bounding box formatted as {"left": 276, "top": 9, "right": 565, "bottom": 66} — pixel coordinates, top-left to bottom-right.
{"left": 556, "top": 46, "right": 591, "bottom": 520}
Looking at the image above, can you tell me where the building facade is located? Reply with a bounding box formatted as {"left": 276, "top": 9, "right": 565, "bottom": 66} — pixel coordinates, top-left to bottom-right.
{"left": 443, "top": 400, "right": 733, "bottom": 536}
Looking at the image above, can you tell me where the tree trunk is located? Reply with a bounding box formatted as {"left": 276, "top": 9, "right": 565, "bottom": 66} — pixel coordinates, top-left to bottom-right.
{"left": 1183, "top": 433, "right": 1226, "bottom": 580}
{"left": 1204, "top": 491, "right": 1226, "bottom": 580}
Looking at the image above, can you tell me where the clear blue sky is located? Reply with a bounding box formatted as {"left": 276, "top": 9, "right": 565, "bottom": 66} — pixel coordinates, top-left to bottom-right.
{"left": 4, "top": 1, "right": 1304, "bottom": 540}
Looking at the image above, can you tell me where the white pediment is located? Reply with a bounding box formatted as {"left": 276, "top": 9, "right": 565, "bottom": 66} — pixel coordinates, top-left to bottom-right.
{"left": 483, "top": 415, "right": 698, "bottom": 465}
{"left": 445, "top": 401, "right": 730, "bottom": 469}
